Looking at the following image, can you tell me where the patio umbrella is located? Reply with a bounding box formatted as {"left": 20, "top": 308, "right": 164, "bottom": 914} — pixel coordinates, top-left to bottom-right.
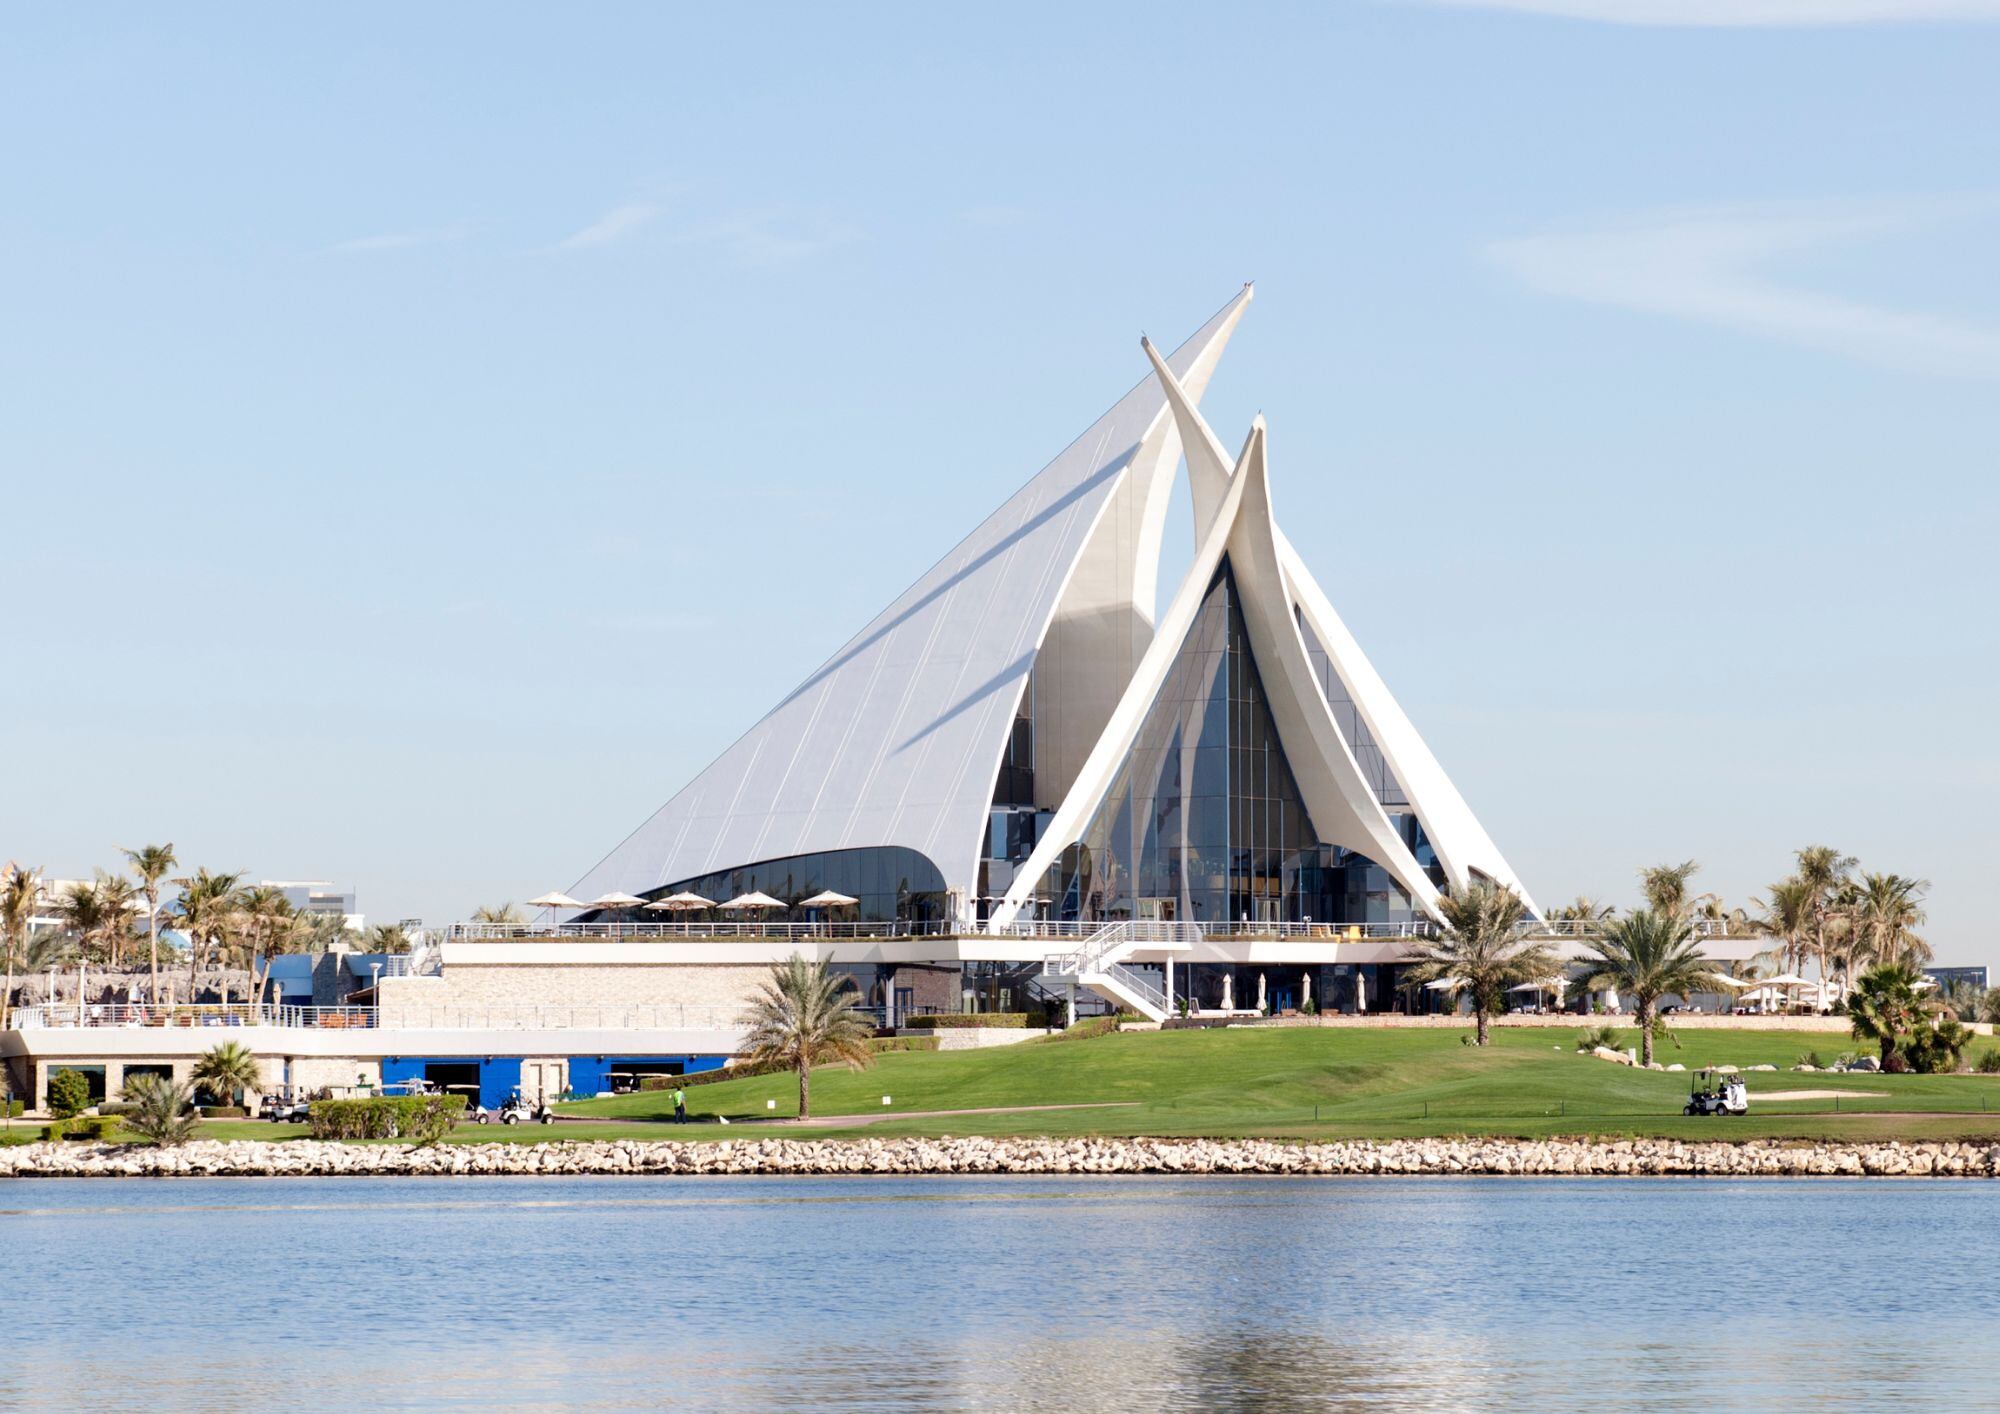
{"left": 799, "top": 890, "right": 859, "bottom": 909}
{"left": 526, "top": 890, "right": 584, "bottom": 926}
{"left": 1256, "top": 973, "right": 1267, "bottom": 1012}
{"left": 644, "top": 891, "right": 717, "bottom": 911}
{"left": 586, "top": 892, "right": 647, "bottom": 911}
{"left": 1221, "top": 973, "right": 1234, "bottom": 1012}
{"left": 719, "top": 891, "right": 787, "bottom": 911}
{"left": 1301, "top": 971, "right": 1312, "bottom": 1008}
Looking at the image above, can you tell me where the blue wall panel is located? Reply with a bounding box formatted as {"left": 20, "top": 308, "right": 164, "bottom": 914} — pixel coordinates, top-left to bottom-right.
{"left": 565, "top": 1055, "right": 728, "bottom": 1097}
{"left": 379, "top": 1056, "right": 522, "bottom": 1111}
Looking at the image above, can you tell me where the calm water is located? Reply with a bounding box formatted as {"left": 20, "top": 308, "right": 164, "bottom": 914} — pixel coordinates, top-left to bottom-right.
{"left": 2, "top": 1175, "right": 1992, "bottom": 1410}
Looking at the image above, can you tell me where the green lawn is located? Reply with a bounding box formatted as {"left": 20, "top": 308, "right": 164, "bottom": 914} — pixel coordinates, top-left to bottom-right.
{"left": 548, "top": 1023, "right": 2000, "bottom": 1143}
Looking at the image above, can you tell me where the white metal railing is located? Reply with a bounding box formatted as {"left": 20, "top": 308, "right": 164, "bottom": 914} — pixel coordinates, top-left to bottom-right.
{"left": 380, "top": 1004, "right": 745, "bottom": 1031}
{"left": 447, "top": 920, "right": 952, "bottom": 941}
{"left": 8, "top": 1004, "right": 379, "bottom": 1031}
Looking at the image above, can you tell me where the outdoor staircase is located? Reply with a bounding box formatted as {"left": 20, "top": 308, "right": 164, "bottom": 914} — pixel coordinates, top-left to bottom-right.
{"left": 1041, "top": 920, "right": 1201, "bottom": 1023}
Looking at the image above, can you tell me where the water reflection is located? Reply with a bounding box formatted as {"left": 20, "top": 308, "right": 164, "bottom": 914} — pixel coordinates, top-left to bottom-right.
{"left": 0, "top": 1176, "right": 1991, "bottom": 1411}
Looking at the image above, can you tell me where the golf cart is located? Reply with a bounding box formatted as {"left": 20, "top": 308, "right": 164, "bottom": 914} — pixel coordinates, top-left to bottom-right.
{"left": 1684, "top": 1068, "right": 1749, "bottom": 1117}
{"left": 473, "top": 1090, "right": 554, "bottom": 1126}
{"left": 259, "top": 1091, "right": 312, "bottom": 1123}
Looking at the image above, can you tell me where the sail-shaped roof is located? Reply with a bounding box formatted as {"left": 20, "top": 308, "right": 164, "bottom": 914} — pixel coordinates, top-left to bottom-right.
{"left": 569, "top": 287, "right": 1255, "bottom": 910}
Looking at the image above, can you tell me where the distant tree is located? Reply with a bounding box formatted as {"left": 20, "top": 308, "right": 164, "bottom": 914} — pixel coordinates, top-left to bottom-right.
{"left": 471, "top": 903, "right": 524, "bottom": 925}
{"left": 0, "top": 862, "right": 42, "bottom": 1029}
{"left": 57, "top": 880, "right": 108, "bottom": 962}
{"left": 1404, "top": 883, "right": 1557, "bottom": 1046}
{"left": 1854, "top": 873, "right": 1930, "bottom": 971}
{"left": 121, "top": 1074, "right": 200, "bottom": 1147}
{"left": 1638, "top": 860, "right": 1706, "bottom": 923}
{"left": 22, "top": 929, "right": 79, "bottom": 977}
{"left": 93, "top": 872, "right": 139, "bottom": 968}
{"left": 364, "top": 923, "right": 408, "bottom": 952}
{"left": 122, "top": 843, "right": 177, "bottom": 1001}
{"left": 191, "top": 1040, "right": 262, "bottom": 1107}
{"left": 235, "top": 886, "right": 296, "bottom": 1011}
{"left": 1576, "top": 910, "right": 1723, "bottom": 1066}
{"left": 737, "top": 956, "right": 876, "bottom": 1119}
{"left": 1795, "top": 845, "right": 1857, "bottom": 982}
{"left": 1755, "top": 876, "right": 1815, "bottom": 978}
{"left": 169, "top": 868, "right": 244, "bottom": 1001}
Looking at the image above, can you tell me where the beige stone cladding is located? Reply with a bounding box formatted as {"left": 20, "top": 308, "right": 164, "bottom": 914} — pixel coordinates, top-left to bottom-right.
{"left": 377, "top": 965, "right": 769, "bottom": 1026}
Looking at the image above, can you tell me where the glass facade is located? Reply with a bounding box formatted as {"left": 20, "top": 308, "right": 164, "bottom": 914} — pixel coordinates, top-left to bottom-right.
{"left": 1012, "top": 558, "right": 1425, "bottom": 926}
{"left": 643, "top": 847, "right": 948, "bottom": 926}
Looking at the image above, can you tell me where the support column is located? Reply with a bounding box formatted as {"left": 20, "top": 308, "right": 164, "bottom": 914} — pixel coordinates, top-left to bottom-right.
{"left": 1065, "top": 985, "right": 1076, "bottom": 1028}
{"left": 1165, "top": 956, "right": 1175, "bottom": 1017}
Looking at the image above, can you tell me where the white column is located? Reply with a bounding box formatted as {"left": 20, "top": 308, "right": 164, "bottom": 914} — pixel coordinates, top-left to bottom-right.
{"left": 1165, "top": 956, "right": 1175, "bottom": 1015}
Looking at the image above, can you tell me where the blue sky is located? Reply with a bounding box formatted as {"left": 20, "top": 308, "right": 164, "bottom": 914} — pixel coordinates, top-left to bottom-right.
{"left": 5, "top": 3, "right": 1996, "bottom": 961}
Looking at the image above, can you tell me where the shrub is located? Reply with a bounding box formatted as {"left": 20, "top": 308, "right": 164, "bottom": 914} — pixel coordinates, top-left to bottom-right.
{"left": 308, "top": 1095, "right": 465, "bottom": 1146}
{"left": 1798, "top": 1050, "right": 1826, "bottom": 1069}
{"left": 40, "top": 1119, "right": 75, "bottom": 1141}
{"left": 48, "top": 1069, "right": 92, "bottom": 1120}
{"left": 201, "top": 1105, "right": 248, "bottom": 1119}
{"left": 1882, "top": 1052, "right": 1910, "bottom": 1074}
{"left": 123, "top": 1075, "right": 200, "bottom": 1147}
{"left": 0, "top": 1100, "right": 23, "bottom": 1119}
{"left": 867, "top": 1035, "right": 941, "bottom": 1054}
{"left": 899, "top": 1013, "right": 1028, "bottom": 1029}
{"left": 1042, "top": 1015, "right": 1122, "bottom": 1043}
{"left": 75, "top": 1117, "right": 120, "bottom": 1141}
{"left": 1977, "top": 1050, "right": 2000, "bottom": 1075}
{"left": 1575, "top": 1025, "right": 1618, "bottom": 1053}
{"left": 0, "top": 1131, "right": 34, "bottom": 1148}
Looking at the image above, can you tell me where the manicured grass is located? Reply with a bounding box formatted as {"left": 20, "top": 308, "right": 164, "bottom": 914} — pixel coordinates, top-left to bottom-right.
{"left": 551, "top": 1023, "right": 2000, "bottom": 1143}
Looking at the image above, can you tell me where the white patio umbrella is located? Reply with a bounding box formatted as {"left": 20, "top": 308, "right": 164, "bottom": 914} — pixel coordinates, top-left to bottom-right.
{"left": 586, "top": 891, "right": 647, "bottom": 911}
{"left": 719, "top": 891, "right": 787, "bottom": 911}
{"left": 1756, "top": 973, "right": 1812, "bottom": 988}
{"left": 799, "top": 890, "right": 859, "bottom": 909}
{"left": 526, "top": 891, "right": 584, "bottom": 927}
{"left": 644, "top": 891, "right": 717, "bottom": 911}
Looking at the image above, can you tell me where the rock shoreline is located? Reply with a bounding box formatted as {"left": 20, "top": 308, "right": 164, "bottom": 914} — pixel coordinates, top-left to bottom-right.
{"left": 3, "top": 1136, "right": 1998, "bottom": 1178}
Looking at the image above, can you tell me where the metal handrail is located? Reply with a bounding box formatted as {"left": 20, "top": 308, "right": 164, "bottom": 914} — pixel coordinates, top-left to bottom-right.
{"left": 8, "top": 1004, "right": 379, "bottom": 1031}
{"left": 446, "top": 920, "right": 952, "bottom": 941}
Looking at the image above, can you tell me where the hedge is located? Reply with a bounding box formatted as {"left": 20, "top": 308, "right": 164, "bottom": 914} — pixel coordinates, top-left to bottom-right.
{"left": 899, "top": 1013, "right": 1029, "bottom": 1029}
{"left": 308, "top": 1095, "right": 465, "bottom": 1143}
{"left": 41, "top": 1116, "right": 120, "bottom": 1142}
{"left": 1043, "top": 1015, "right": 1123, "bottom": 1043}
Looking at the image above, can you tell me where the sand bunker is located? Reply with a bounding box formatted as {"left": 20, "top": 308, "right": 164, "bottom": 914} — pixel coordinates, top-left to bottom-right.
{"left": 1756, "top": 1088, "right": 1889, "bottom": 1102}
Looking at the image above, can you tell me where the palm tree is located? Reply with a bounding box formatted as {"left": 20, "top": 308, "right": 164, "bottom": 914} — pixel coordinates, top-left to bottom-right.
{"left": 170, "top": 868, "right": 244, "bottom": 1001}
{"left": 1638, "top": 860, "right": 1705, "bottom": 922}
{"left": 232, "top": 886, "right": 299, "bottom": 1012}
{"left": 94, "top": 872, "right": 139, "bottom": 969}
{"left": 737, "top": 956, "right": 876, "bottom": 1119}
{"left": 122, "top": 843, "right": 177, "bottom": 1001}
{"left": 1795, "top": 845, "right": 1857, "bottom": 983}
{"left": 1846, "top": 962, "right": 1927, "bottom": 1068}
{"left": 471, "top": 903, "right": 524, "bottom": 925}
{"left": 1, "top": 862, "right": 43, "bottom": 1030}
{"left": 1854, "top": 873, "right": 1930, "bottom": 971}
{"left": 121, "top": 1074, "right": 200, "bottom": 1147}
{"left": 1754, "top": 877, "right": 1814, "bottom": 977}
{"left": 57, "top": 880, "right": 108, "bottom": 968}
{"left": 191, "top": 1040, "right": 262, "bottom": 1107}
{"left": 1576, "top": 910, "right": 1723, "bottom": 1065}
{"left": 21, "top": 928, "right": 80, "bottom": 975}
{"left": 1403, "top": 882, "right": 1557, "bottom": 1046}
{"left": 1549, "top": 896, "right": 1615, "bottom": 933}
{"left": 364, "top": 923, "right": 409, "bottom": 952}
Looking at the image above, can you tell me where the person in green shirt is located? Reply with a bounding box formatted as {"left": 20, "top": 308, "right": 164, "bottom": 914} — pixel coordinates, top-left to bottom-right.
{"left": 672, "top": 1086, "right": 687, "bottom": 1124}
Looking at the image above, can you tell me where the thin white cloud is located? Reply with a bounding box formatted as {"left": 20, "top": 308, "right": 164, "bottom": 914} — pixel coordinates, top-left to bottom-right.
{"left": 1488, "top": 199, "right": 2000, "bottom": 380}
{"left": 328, "top": 224, "right": 469, "bottom": 255}
{"left": 1417, "top": 0, "right": 2000, "bottom": 24}
{"left": 672, "top": 211, "right": 861, "bottom": 267}
{"left": 557, "top": 201, "right": 661, "bottom": 251}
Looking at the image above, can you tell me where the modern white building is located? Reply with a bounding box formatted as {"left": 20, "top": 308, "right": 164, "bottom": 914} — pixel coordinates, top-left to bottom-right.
{"left": 4, "top": 291, "right": 1618, "bottom": 1113}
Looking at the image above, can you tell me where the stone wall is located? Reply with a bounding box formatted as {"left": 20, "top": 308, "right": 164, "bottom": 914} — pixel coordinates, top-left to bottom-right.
{"left": 377, "top": 964, "right": 769, "bottom": 1025}
{"left": 6, "top": 1136, "right": 2000, "bottom": 1178}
